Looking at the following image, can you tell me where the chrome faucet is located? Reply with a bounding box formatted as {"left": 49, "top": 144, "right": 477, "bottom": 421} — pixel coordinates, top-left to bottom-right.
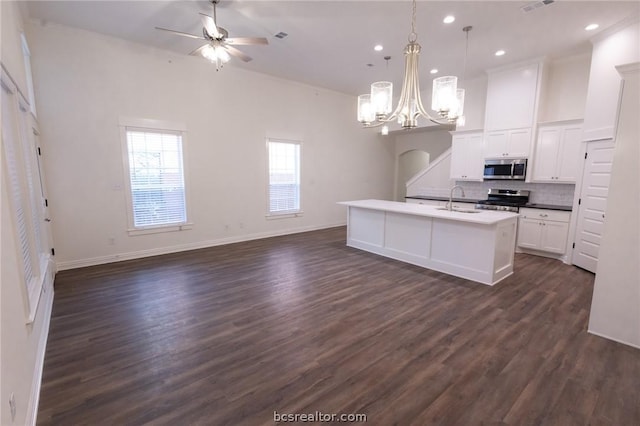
{"left": 448, "top": 185, "right": 466, "bottom": 211}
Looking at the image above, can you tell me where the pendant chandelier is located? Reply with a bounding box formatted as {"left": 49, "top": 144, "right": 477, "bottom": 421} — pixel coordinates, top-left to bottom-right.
{"left": 357, "top": 0, "right": 466, "bottom": 130}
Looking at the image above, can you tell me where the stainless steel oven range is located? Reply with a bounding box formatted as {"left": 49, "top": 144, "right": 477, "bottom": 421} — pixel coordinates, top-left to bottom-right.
{"left": 475, "top": 189, "right": 530, "bottom": 213}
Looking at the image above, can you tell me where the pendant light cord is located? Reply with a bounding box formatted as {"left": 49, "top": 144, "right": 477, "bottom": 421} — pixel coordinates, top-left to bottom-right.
{"left": 462, "top": 26, "right": 472, "bottom": 87}
{"left": 409, "top": 0, "right": 417, "bottom": 42}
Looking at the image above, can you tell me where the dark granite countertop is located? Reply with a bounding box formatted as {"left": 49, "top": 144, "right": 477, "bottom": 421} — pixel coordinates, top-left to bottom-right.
{"left": 405, "top": 195, "right": 482, "bottom": 203}
{"left": 406, "top": 196, "right": 573, "bottom": 212}
{"left": 523, "top": 203, "right": 573, "bottom": 212}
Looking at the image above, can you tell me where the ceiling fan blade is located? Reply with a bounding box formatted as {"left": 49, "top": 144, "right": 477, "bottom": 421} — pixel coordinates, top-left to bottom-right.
{"left": 224, "top": 45, "right": 252, "bottom": 62}
{"left": 188, "top": 44, "right": 210, "bottom": 57}
{"left": 225, "top": 37, "right": 269, "bottom": 46}
{"left": 199, "top": 13, "right": 221, "bottom": 38}
{"left": 155, "top": 27, "right": 205, "bottom": 40}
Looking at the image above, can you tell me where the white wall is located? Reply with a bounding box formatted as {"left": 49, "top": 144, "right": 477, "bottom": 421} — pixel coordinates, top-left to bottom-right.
{"left": 1, "top": 3, "right": 55, "bottom": 425}
{"left": 393, "top": 127, "right": 452, "bottom": 199}
{"left": 538, "top": 52, "right": 592, "bottom": 122}
{"left": 25, "top": 21, "right": 395, "bottom": 268}
{"left": 583, "top": 21, "right": 640, "bottom": 141}
{"left": 405, "top": 150, "right": 453, "bottom": 197}
{"left": 588, "top": 63, "right": 640, "bottom": 348}
{"left": 456, "top": 74, "right": 488, "bottom": 131}
{"left": 397, "top": 150, "right": 429, "bottom": 201}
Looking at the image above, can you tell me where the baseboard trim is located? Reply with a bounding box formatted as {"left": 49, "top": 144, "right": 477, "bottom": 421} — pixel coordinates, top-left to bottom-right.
{"left": 588, "top": 329, "right": 640, "bottom": 350}
{"left": 56, "top": 222, "right": 346, "bottom": 271}
{"left": 25, "top": 271, "right": 55, "bottom": 426}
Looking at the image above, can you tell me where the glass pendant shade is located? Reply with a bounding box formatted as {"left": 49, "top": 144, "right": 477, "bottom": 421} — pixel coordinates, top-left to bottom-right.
{"left": 448, "top": 88, "right": 465, "bottom": 120}
{"left": 201, "top": 44, "right": 231, "bottom": 64}
{"left": 431, "top": 76, "right": 458, "bottom": 113}
{"left": 216, "top": 46, "right": 231, "bottom": 63}
{"left": 357, "top": 94, "right": 375, "bottom": 124}
{"left": 371, "top": 81, "right": 393, "bottom": 117}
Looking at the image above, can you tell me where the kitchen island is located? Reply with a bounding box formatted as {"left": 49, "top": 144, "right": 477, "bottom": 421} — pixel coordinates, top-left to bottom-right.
{"left": 338, "top": 199, "right": 519, "bottom": 285}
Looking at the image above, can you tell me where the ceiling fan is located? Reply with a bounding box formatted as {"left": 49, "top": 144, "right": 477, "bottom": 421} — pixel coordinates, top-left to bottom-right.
{"left": 155, "top": 0, "right": 268, "bottom": 70}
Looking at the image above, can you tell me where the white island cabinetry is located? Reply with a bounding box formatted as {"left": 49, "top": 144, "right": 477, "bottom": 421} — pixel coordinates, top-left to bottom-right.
{"left": 339, "top": 200, "right": 519, "bottom": 286}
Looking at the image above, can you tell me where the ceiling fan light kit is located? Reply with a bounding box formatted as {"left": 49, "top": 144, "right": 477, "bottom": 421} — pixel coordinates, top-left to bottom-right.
{"left": 357, "top": 0, "right": 469, "bottom": 131}
{"left": 155, "top": 0, "right": 268, "bottom": 71}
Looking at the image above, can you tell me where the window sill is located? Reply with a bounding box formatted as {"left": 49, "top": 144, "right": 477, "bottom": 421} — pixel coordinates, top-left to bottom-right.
{"left": 128, "top": 222, "right": 193, "bottom": 236}
{"left": 265, "top": 211, "right": 304, "bottom": 220}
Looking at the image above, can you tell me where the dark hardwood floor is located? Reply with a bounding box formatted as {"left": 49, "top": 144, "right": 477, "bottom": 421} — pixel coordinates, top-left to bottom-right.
{"left": 37, "top": 226, "right": 639, "bottom": 425}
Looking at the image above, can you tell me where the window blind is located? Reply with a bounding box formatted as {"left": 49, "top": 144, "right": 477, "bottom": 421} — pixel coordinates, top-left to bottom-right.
{"left": 1, "top": 83, "right": 37, "bottom": 306}
{"left": 126, "top": 129, "right": 187, "bottom": 228}
{"left": 268, "top": 140, "right": 300, "bottom": 214}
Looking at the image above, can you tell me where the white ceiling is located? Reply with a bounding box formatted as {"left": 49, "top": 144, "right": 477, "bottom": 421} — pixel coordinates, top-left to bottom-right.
{"left": 25, "top": 1, "right": 640, "bottom": 96}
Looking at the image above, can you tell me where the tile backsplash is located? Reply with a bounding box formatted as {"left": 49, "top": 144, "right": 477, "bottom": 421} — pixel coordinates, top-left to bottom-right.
{"left": 414, "top": 181, "right": 575, "bottom": 206}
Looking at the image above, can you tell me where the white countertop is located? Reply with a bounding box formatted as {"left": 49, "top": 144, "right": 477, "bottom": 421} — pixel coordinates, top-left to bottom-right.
{"left": 338, "top": 199, "right": 519, "bottom": 225}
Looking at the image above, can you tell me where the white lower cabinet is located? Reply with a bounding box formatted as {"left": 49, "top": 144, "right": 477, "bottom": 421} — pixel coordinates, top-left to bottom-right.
{"left": 517, "top": 208, "right": 571, "bottom": 254}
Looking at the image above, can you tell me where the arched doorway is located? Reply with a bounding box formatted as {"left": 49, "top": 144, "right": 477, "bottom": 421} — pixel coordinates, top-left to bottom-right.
{"left": 397, "top": 149, "right": 429, "bottom": 201}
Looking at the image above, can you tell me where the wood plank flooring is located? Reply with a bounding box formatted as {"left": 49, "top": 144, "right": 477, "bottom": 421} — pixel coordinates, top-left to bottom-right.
{"left": 37, "top": 226, "right": 640, "bottom": 425}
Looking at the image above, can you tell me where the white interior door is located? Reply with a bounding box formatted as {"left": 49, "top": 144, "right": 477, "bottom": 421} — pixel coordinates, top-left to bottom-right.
{"left": 572, "top": 139, "right": 615, "bottom": 272}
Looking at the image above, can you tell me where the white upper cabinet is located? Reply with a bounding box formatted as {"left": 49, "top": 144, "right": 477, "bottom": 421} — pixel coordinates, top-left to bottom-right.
{"left": 450, "top": 131, "right": 484, "bottom": 181}
{"left": 485, "top": 128, "right": 532, "bottom": 158}
{"left": 532, "top": 120, "right": 583, "bottom": 183}
{"left": 482, "top": 61, "right": 544, "bottom": 160}
{"left": 484, "top": 62, "right": 543, "bottom": 132}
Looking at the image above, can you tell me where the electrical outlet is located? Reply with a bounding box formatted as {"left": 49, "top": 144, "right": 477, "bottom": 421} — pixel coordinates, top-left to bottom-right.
{"left": 9, "top": 393, "right": 16, "bottom": 422}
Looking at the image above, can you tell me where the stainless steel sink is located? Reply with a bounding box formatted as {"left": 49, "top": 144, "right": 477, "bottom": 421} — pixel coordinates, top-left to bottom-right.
{"left": 435, "top": 207, "right": 482, "bottom": 214}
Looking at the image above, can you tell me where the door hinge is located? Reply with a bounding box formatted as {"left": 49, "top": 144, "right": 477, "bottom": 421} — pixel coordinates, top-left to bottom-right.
{"left": 37, "top": 147, "right": 42, "bottom": 156}
{"left": 578, "top": 198, "right": 581, "bottom": 205}
{"left": 584, "top": 152, "right": 588, "bottom": 159}
{"left": 51, "top": 248, "right": 55, "bottom": 256}
{"left": 572, "top": 242, "right": 575, "bottom": 249}
{"left": 44, "top": 199, "right": 48, "bottom": 207}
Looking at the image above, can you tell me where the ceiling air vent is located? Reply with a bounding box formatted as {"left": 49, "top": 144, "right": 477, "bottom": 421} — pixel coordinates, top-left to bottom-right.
{"left": 521, "top": 0, "right": 555, "bottom": 13}
{"left": 274, "top": 32, "right": 288, "bottom": 39}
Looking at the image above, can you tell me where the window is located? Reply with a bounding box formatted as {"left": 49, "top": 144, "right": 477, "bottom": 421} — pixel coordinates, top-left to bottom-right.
{"left": 267, "top": 139, "right": 301, "bottom": 216}
{"left": 120, "top": 118, "right": 190, "bottom": 234}
{"left": 1, "top": 72, "right": 50, "bottom": 322}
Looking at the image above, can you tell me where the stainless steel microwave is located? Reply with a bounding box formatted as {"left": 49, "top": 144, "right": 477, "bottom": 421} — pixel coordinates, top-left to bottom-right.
{"left": 483, "top": 158, "right": 527, "bottom": 180}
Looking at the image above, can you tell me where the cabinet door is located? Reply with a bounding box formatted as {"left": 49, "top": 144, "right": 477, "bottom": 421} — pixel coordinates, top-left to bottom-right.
{"left": 532, "top": 127, "right": 561, "bottom": 182}
{"left": 484, "top": 131, "right": 509, "bottom": 158}
{"left": 465, "top": 133, "right": 485, "bottom": 180}
{"left": 517, "top": 218, "right": 541, "bottom": 249}
{"left": 508, "top": 128, "right": 532, "bottom": 157}
{"left": 556, "top": 126, "right": 583, "bottom": 183}
{"left": 450, "top": 135, "right": 467, "bottom": 180}
{"left": 451, "top": 133, "right": 484, "bottom": 180}
{"left": 540, "top": 220, "right": 569, "bottom": 254}
{"left": 485, "top": 63, "right": 540, "bottom": 131}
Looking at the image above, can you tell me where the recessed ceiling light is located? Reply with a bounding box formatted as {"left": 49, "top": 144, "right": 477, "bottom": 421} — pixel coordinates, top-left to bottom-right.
{"left": 495, "top": 50, "right": 506, "bottom": 57}
{"left": 585, "top": 23, "right": 599, "bottom": 31}
{"left": 374, "top": 45, "right": 383, "bottom": 51}
{"left": 443, "top": 15, "right": 455, "bottom": 24}
{"left": 430, "top": 69, "right": 438, "bottom": 74}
